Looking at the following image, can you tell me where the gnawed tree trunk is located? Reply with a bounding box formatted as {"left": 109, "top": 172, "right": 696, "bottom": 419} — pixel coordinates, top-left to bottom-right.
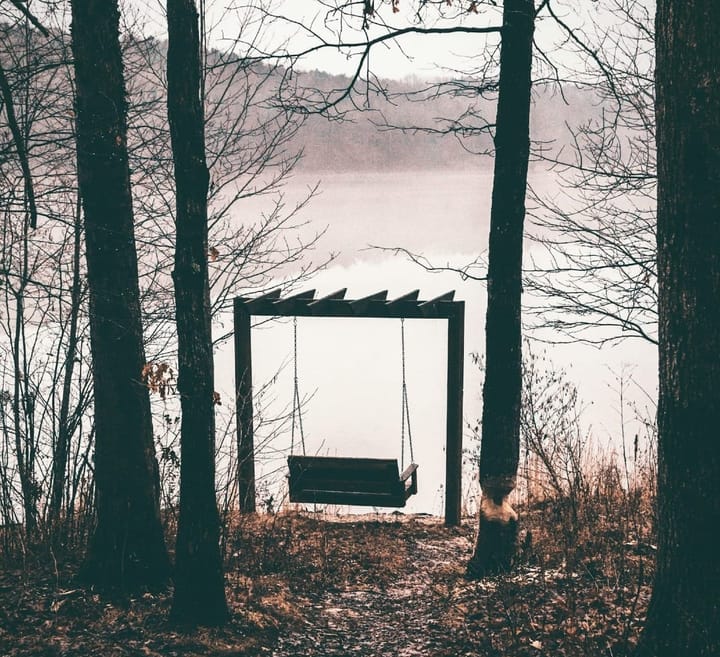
{"left": 635, "top": 2, "right": 720, "bottom": 654}
{"left": 167, "top": 0, "right": 228, "bottom": 625}
{"left": 467, "top": 0, "right": 534, "bottom": 578}
{"left": 70, "top": 0, "right": 170, "bottom": 591}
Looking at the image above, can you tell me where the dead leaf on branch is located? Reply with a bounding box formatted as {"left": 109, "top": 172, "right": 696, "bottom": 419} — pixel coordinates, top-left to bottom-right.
{"left": 141, "top": 362, "right": 176, "bottom": 399}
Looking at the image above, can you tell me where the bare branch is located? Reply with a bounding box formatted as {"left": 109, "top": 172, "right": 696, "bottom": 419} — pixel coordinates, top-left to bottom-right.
{"left": 0, "top": 59, "right": 38, "bottom": 229}
{"left": 6, "top": 0, "right": 50, "bottom": 37}
{"left": 370, "top": 244, "right": 488, "bottom": 281}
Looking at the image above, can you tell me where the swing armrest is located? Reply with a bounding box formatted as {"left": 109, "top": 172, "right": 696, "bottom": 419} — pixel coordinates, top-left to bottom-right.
{"left": 399, "top": 463, "right": 418, "bottom": 482}
{"left": 399, "top": 463, "right": 418, "bottom": 496}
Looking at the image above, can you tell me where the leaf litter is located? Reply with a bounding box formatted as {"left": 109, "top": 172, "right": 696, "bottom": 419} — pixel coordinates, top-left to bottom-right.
{"left": 0, "top": 508, "right": 652, "bottom": 656}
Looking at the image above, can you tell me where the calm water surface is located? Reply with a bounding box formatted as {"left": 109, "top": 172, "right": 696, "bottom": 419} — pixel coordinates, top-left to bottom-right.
{"left": 216, "top": 169, "right": 657, "bottom": 515}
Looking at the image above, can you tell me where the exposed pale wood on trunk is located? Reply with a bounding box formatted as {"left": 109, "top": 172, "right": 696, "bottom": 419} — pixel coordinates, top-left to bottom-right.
{"left": 468, "top": 0, "right": 535, "bottom": 577}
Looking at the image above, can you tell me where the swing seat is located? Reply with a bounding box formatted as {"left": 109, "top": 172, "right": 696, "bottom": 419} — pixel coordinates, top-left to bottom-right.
{"left": 287, "top": 455, "right": 418, "bottom": 508}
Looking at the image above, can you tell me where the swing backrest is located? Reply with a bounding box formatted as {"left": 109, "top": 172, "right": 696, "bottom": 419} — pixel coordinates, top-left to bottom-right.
{"left": 288, "top": 455, "right": 418, "bottom": 508}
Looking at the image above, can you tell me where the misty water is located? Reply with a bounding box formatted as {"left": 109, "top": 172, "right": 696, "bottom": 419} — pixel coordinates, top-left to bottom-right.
{"left": 215, "top": 168, "right": 657, "bottom": 516}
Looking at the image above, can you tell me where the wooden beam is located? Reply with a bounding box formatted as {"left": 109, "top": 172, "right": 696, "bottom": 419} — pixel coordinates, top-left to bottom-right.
{"left": 272, "top": 289, "right": 316, "bottom": 314}
{"left": 235, "top": 294, "right": 463, "bottom": 319}
{"left": 280, "top": 289, "right": 316, "bottom": 300}
{"left": 307, "top": 288, "right": 349, "bottom": 315}
{"left": 234, "top": 298, "right": 256, "bottom": 513}
{"left": 387, "top": 290, "right": 420, "bottom": 306}
{"left": 420, "top": 290, "right": 456, "bottom": 305}
{"left": 255, "top": 287, "right": 283, "bottom": 299}
{"left": 352, "top": 289, "right": 388, "bottom": 303}
{"left": 420, "top": 291, "right": 456, "bottom": 318}
{"left": 308, "top": 288, "right": 347, "bottom": 305}
{"left": 350, "top": 290, "right": 388, "bottom": 314}
{"left": 445, "top": 301, "right": 465, "bottom": 526}
{"left": 245, "top": 287, "right": 282, "bottom": 311}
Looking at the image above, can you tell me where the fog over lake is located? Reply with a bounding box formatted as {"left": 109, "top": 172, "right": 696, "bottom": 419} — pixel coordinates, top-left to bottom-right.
{"left": 215, "top": 168, "right": 657, "bottom": 515}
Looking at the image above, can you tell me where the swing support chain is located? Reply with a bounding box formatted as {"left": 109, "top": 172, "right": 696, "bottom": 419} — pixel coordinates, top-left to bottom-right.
{"left": 290, "top": 316, "right": 306, "bottom": 456}
{"left": 400, "top": 318, "right": 415, "bottom": 469}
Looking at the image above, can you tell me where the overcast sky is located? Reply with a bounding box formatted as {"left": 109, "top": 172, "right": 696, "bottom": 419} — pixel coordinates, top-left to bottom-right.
{"left": 121, "top": 0, "right": 624, "bottom": 81}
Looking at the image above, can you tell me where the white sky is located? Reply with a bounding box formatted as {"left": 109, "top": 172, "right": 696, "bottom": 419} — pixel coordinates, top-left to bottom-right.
{"left": 121, "top": 0, "right": 631, "bottom": 81}
{"left": 19, "top": 0, "right": 650, "bottom": 82}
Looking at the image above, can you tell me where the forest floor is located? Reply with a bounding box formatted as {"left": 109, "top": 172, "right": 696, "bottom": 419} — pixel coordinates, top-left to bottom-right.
{"left": 0, "top": 504, "right": 654, "bottom": 657}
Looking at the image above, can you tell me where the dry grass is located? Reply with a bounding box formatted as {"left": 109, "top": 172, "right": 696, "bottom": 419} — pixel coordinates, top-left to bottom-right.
{"left": 0, "top": 495, "right": 654, "bottom": 657}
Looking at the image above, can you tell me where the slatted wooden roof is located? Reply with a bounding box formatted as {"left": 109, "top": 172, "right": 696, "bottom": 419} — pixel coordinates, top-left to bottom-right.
{"left": 234, "top": 288, "right": 463, "bottom": 319}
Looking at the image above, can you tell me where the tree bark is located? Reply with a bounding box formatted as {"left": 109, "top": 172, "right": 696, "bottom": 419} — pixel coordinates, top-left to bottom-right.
{"left": 70, "top": 0, "right": 170, "bottom": 591}
{"left": 467, "top": 0, "right": 534, "bottom": 578}
{"left": 635, "top": 2, "right": 720, "bottom": 655}
{"left": 167, "top": 0, "right": 228, "bottom": 625}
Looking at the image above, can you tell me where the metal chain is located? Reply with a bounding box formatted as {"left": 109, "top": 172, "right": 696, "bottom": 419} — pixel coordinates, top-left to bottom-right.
{"left": 290, "top": 316, "right": 306, "bottom": 455}
{"left": 400, "top": 318, "right": 415, "bottom": 468}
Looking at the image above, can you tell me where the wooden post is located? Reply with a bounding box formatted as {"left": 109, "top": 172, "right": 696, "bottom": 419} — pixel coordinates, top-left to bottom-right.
{"left": 234, "top": 298, "right": 255, "bottom": 513}
{"left": 445, "top": 302, "right": 465, "bottom": 526}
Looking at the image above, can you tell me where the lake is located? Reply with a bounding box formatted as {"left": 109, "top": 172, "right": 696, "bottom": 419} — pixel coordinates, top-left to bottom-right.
{"left": 215, "top": 168, "right": 657, "bottom": 516}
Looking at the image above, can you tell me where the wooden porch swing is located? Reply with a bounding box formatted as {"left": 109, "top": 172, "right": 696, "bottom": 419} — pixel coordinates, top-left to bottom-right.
{"left": 287, "top": 456, "right": 418, "bottom": 508}
{"left": 286, "top": 317, "right": 418, "bottom": 508}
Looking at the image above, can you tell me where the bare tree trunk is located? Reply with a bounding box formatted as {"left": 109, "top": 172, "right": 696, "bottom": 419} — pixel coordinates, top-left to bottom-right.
{"left": 11, "top": 200, "right": 37, "bottom": 539}
{"left": 635, "top": 1, "right": 720, "bottom": 654}
{"left": 167, "top": 0, "right": 228, "bottom": 625}
{"left": 70, "top": 0, "right": 170, "bottom": 591}
{"left": 467, "top": 0, "right": 534, "bottom": 578}
{"left": 49, "top": 195, "right": 84, "bottom": 536}
{"left": 12, "top": 294, "right": 36, "bottom": 539}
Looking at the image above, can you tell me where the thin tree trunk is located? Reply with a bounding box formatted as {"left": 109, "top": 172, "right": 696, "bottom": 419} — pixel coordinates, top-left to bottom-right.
{"left": 467, "top": 0, "right": 534, "bottom": 578}
{"left": 167, "top": 0, "right": 228, "bottom": 625}
{"left": 12, "top": 198, "right": 37, "bottom": 539}
{"left": 12, "top": 292, "right": 36, "bottom": 538}
{"left": 635, "top": 2, "right": 720, "bottom": 654}
{"left": 70, "top": 0, "right": 170, "bottom": 591}
{"left": 49, "top": 194, "right": 84, "bottom": 535}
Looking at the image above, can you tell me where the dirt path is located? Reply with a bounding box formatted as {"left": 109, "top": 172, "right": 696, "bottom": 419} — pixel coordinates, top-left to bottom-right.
{"left": 271, "top": 531, "right": 473, "bottom": 657}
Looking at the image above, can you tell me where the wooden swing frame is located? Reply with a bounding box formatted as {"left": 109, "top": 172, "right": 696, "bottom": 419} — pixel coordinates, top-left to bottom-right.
{"left": 234, "top": 288, "right": 465, "bottom": 526}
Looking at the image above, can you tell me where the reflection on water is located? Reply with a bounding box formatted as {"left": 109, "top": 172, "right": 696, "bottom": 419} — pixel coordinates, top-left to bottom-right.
{"left": 215, "top": 169, "right": 657, "bottom": 515}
